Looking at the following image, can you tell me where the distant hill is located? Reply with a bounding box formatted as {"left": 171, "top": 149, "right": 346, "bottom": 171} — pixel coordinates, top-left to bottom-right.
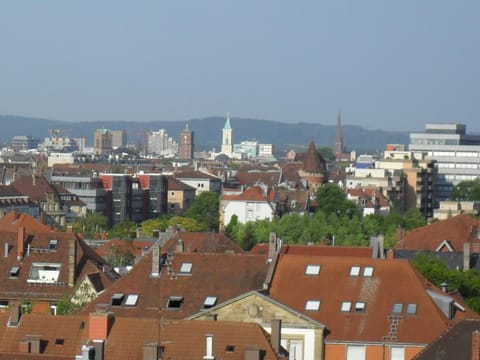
{"left": 0, "top": 115, "right": 410, "bottom": 153}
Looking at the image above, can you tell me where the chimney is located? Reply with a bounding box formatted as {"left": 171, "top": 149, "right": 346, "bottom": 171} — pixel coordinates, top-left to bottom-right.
{"left": 472, "top": 331, "right": 480, "bottom": 360}
{"left": 143, "top": 342, "right": 163, "bottom": 360}
{"left": 32, "top": 174, "right": 36, "bottom": 186}
{"left": 378, "top": 234, "right": 385, "bottom": 259}
{"left": 68, "top": 237, "right": 77, "bottom": 287}
{"left": 8, "top": 305, "right": 22, "bottom": 327}
{"left": 89, "top": 311, "right": 113, "bottom": 341}
{"left": 203, "top": 335, "right": 215, "bottom": 360}
{"left": 441, "top": 282, "right": 448, "bottom": 293}
{"left": 268, "top": 232, "right": 277, "bottom": 260}
{"left": 151, "top": 242, "right": 161, "bottom": 277}
{"left": 244, "top": 348, "right": 262, "bottom": 360}
{"left": 386, "top": 249, "right": 394, "bottom": 260}
{"left": 464, "top": 242, "right": 471, "bottom": 271}
{"left": 17, "top": 226, "right": 25, "bottom": 260}
{"left": 271, "top": 319, "right": 281, "bottom": 354}
{"left": 4, "top": 242, "right": 9, "bottom": 258}
{"left": 93, "top": 340, "right": 104, "bottom": 360}
{"left": 175, "top": 238, "right": 184, "bottom": 253}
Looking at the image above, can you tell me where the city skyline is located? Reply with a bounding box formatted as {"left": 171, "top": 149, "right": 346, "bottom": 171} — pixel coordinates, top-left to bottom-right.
{"left": 1, "top": 1, "right": 479, "bottom": 132}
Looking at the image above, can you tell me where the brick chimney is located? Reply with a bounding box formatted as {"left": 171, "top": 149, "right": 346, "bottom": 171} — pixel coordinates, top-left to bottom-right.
{"left": 244, "top": 348, "right": 262, "bottom": 360}
{"left": 151, "top": 241, "right": 161, "bottom": 277}
{"left": 89, "top": 311, "right": 113, "bottom": 341}
{"left": 17, "top": 226, "right": 25, "bottom": 260}
{"left": 68, "top": 236, "right": 77, "bottom": 287}
{"left": 464, "top": 242, "right": 471, "bottom": 271}
{"left": 472, "top": 330, "right": 480, "bottom": 360}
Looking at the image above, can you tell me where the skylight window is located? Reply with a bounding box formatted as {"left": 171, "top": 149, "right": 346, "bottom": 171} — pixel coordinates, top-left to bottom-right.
{"left": 48, "top": 239, "right": 58, "bottom": 251}
{"left": 179, "top": 262, "right": 192, "bottom": 274}
{"left": 0, "top": 300, "right": 9, "bottom": 308}
{"left": 305, "top": 265, "right": 321, "bottom": 275}
{"left": 125, "top": 294, "right": 139, "bottom": 307}
{"left": 406, "top": 303, "right": 417, "bottom": 315}
{"left": 166, "top": 296, "right": 184, "bottom": 309}
{"left": 341, "top": 301, "right": 352, "bottom": 312}
{"left": 9, "top": 266, "right": 20, "bottom": 278}
{"left": 111, "top": 293, "right": 125, "bottom": 306}
{"left": 363, "top": 266, "right": 374, "bottom": 277}
{"left": 350, "top": 266, "right": 361, "bottom": 276}
{"left": 392, "top": 303, "right": 403, "bottom": 314}
{"left": 305, "top": 300, "right": 321, "bottom": 311}
{"left": 354, "top": 302, "right": 366, "bottom": 312}
{"left": 203, "top": 296, "right": 217, "bottom": 309}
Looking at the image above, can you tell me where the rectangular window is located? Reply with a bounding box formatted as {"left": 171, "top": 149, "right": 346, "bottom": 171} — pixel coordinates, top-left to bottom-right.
{"left": 125, "top": 294, "right": 139, "bottom": 306}
{"left": 9, "top": 266, "right": 20, "bottom": 278}
{"left": 363, "top": 266, "right": 374, "bottom": 277}
{"left": 305, "top": 300, "right": 320, "bottom": 311}
{"left": 350, "top": 266, "right": 360, "bottom": 276}
{"left": 354, "top": 302, "right": 366, "bottom": 312}
{"left": 48, "top": 239, "right": 58, "bottom": 251}
{"left": 0, "top": 300, "right": 9, "bottom": 308}
{"left": 392, "top": 303, "right": 403, "bottom": 314}
{"left": 390, "top": 346, "right": 405, "bottom": 360}
{"left": 203, "top": 296, "right": 217, "bottom": 309}
{"left": 179, "top": 262, "right": 192, "bottom": 274}
{"left": 305, "top": 265, "right": 321, "bottom": 275}
{"left": 341, "top": 301, "right": 352, "bottom": 312}
{"left": 111, "top": 293, "right": 125, "bottom": 306}
{"left": 166, "top": 296, "right": 184, "bottom": 309}
{"left": 346, "top": 345, "right": 366, "bottom": 360}
{"left": 406, "top": 303, "right": 417, "bottom": 315}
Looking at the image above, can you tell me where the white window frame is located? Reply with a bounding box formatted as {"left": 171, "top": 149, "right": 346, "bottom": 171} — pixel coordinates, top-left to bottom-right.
{"left": 305, "top": 300, "right": 320, "bottom": 311}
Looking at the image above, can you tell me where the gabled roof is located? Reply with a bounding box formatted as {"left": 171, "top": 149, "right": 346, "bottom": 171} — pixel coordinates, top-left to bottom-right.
{"left": 268, "top": 255, "right": 477, "bottom": 345}
{"left": 174, "top": 169, "right": 221, "bottom": 181}
{"left": 397, "top": 214, "right": 480, "bottom": 251}
{"left": 11, "top": 175, "right": 57, "bottom": 202}
{"left": 95, "top": 239, "right": 154, "bottom": 259}
{"left": 167, "top": 176, "right": 196, "bottom": 191}
{"left": 222, "top": 186, "right": 272, "bottom": 202}
{"left": 79, "top": 252, "right": 269, "bottom": 319}
{"left": 250, "top": 244, "right": 373, "bottom": 258}
{"left": 235, "top": 167, "right": 282, "bottom": 189}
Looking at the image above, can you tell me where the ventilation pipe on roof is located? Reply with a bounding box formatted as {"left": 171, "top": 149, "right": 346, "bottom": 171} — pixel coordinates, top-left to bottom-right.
{"left": 175, "top": 238, "right": 184, "bottom": 253}
{"left": 4, "top": 242, "right": 8, "bottom": 258}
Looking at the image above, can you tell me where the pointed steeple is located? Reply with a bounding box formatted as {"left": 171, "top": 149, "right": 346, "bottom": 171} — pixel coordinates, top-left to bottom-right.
{"left": 335, "top": 112, "right": 344, "bottom": 158}
{"left": 223, "top": 113, "right": 232, "bottom": 130}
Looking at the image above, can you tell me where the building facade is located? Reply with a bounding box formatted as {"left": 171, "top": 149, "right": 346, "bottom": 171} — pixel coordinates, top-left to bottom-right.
{"left": 409, "top": 123, "right": 480, "bottom": 201}
{"left": 177, "top": 124, "right": 194, "bottom": 160}
{"left": 94, "top": 129, "right": 113, "bottom": 155}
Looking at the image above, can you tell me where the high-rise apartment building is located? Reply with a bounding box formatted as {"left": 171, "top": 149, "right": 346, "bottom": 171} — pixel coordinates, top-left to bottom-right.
{"left": 409, "top": 123, "right": 480, "bottom": 201}
{"left": 178, "top": 124, "right": 194, "bottom": 160}
{"left": 147, "top": 129, "right": 178, "bottom": 156}
{"left": 111, "top": 130, "right": 127, "bottom": 149}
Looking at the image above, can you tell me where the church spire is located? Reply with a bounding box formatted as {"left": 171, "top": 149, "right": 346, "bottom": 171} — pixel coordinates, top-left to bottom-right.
{"left": 335, "top": 112, "right": 344, "bottom": 159}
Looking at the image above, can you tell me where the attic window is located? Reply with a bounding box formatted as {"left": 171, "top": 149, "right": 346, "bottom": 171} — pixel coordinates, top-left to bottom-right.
{"left": 225, "top": 345, "right": 235, "bottom": 352}
{"left": 179, "top": 262, "right": 193, "bottom": 274}
{"left": 392, "top": 303, "right": 403, "bottom": 314}
{"left": 349, "top": 266, "right": 361, "bottom": 276}
{"left": 48, "top": 239, "right": 58, "bottom": 251}
{"left": 27, "top": 263, "right": 61, "bottom": 284}
{"left": 55, "top": 339, "right": 64, "bottom": 346}
{"left": 111, "top": 293, "right": 125, "bottom": 306}
{"left": 166, "top": 296, "right": 184, "bottom": 309}
{"left": 125, "top": 294, "right": 139, "bottom": 307}
{"left": 0, "top": 300, "right": 8, "bottom": 308}
{"left": 305, "top": 300, "right": 320, "bottom": 311}
{"left": 363, "top": 266, "right": 374, "bottom": 277}
{"left": 9, "top": 266, "right": 20, "bottom": 278}
{"left": 406, "top": 303, "right": 417, "bottom": 315}
{"left": 305, "top": 265, "right": 321, "bottom": 275}
{"left": 341, "top": 301, "right": 352, "bottom": 312}
{"left": 354, "top": 302, "right": 366, "bottom": 312}
{"left": 203, "top": 296, "right": 217, "bottom": 309}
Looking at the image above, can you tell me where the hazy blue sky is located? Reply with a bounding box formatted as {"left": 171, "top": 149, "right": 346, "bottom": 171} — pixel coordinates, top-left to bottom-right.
{"left": 1, "top": 1, "right": 479, "bottom": 132}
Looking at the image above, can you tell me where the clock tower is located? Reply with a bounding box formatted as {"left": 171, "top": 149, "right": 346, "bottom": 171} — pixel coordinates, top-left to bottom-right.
{"left": 178, "top": 124, "right": 194, "bottom": 160}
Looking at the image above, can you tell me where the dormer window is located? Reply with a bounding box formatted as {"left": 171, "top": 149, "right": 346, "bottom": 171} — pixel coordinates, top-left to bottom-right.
{"left": 349, "top": 266, "right": 361, "bottom": 276}
{"left": 27, "top": 263, "right": 61, "bottom": 284}
{"left": 354, "top": 302, "right": 366, "bottom": 312}
{"left": 305, "top": 265, "right": 321, "bottom": 275}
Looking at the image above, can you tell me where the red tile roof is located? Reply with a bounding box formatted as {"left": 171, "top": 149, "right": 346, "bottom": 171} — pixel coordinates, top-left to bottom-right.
{"left": 250, "top": 244, "right": 373, "bottom": 258}
{"left": 79, "top": 251, "right": 270, "bottom": 319}
{"left": 396, "top": 214, "right": 480, "bottom": 251}
{"left": 268, "top": 255, "right": 477, "bottom": 345}
{"left": 0, "top": 211, "right": 53, "bottom": 233}
{"left": 162, "top": 231, "right": 244, "bottom": 254}
{"left": 222, "top": 186, "right": 271, "bottom": 202}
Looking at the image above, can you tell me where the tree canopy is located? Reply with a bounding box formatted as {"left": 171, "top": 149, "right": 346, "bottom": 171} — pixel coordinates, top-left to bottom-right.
{"left": 450, "top": 178, "right": 480, "bottom": 201}
{"left": 186, "top": 191, "right": 220, "bottom": 232}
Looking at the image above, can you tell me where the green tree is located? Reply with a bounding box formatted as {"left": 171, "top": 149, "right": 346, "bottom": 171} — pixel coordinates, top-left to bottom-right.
{"left": 72, "top": 212, "right": 108, "bottom": 238}
{"left": 186, "top": 191, "right": 220, "bottom": 231}
{"left": 140, "top": 217, "right": 170, "bottom": 236}
{"left": 315, "top": 183, "right": 361, "bottom": 218}
{"left": 237, "top": 222, "right": 257, "bottom": 250}
{"left": 108, "top": 221, "right": 137, "bottom": 239}
{"left": 318, "top": 146, "right": 335, "bottom": 161}
{"left": 224, "top": 214, "right": 239, "bottom": 240}
{"left": 450, "top": 178, "right": 480, "bottom": 201}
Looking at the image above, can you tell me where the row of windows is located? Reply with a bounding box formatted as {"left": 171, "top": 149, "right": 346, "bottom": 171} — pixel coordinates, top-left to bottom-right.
{"left": 437, "top": 163, "right": 478, "bottom": 169}
{"left": 304, "top": 265, "right": 374, "bottom": 277}
{"left": 304, "top": 300, "right": 418, "bottom": 315}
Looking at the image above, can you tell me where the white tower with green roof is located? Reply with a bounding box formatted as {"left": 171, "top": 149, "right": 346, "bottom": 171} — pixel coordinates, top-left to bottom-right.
{"left": 221, "top": 113, "right": 233, "bottom": 155}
